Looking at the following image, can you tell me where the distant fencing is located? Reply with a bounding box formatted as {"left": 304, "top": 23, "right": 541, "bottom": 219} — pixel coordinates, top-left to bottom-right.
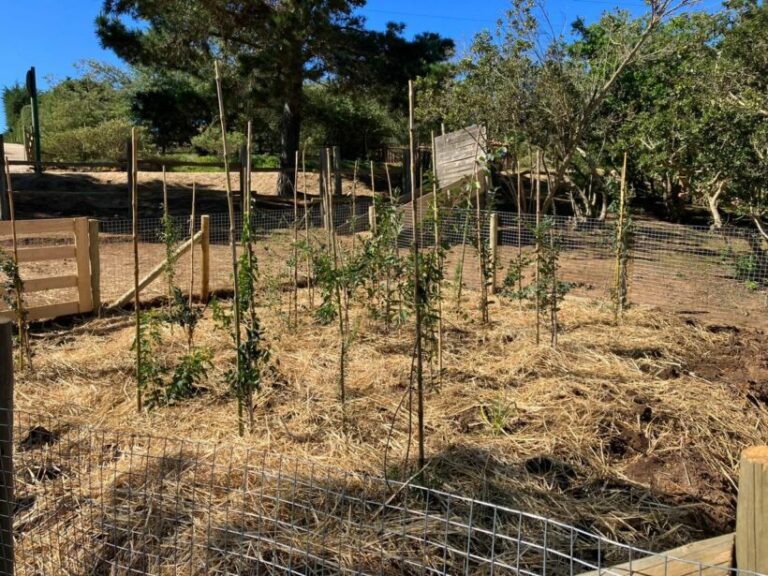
{"left": 1, "top": 202, "right": 766, "bottom": 326}
{"left": 0, "top": 408, "right": 757, "bottom": 576}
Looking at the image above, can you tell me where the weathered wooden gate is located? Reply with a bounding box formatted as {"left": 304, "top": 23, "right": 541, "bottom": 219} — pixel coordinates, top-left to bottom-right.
{"left": 0, "top": 217, "right": 95, "bottom": 321}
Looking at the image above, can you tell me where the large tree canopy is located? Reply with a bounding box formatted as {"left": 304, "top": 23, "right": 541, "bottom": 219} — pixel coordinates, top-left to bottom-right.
{"left": 96, "top": 0, "right": 453, "bottom": 195}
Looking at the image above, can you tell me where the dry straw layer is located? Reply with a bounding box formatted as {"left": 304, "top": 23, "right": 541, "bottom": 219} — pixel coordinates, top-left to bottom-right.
{"left": 11, "top": 289, "right": 768, "bottom": 573}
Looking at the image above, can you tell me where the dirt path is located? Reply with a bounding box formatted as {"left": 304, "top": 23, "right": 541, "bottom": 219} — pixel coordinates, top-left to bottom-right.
{"left": 3, "top": 142, "right": 30, "bottom": 173}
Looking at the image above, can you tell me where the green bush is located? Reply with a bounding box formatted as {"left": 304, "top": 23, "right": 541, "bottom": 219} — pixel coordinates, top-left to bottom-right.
{"left": 191, "top": 124, "right": 245, "bottom": 157}
{"left": 43, "top": 120, "right": 152, "bottom": 162}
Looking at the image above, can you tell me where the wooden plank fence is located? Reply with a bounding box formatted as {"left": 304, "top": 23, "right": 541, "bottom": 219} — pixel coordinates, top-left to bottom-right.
{"left": 0, "top": 217, "right": 95, "bottom": 322}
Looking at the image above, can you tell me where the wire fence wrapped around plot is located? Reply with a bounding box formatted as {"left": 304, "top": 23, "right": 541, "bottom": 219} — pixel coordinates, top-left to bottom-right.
{"left": 1, "top": 410, "right": 757, "bottom": 576}
{"left": 4, "top": 200, "right": 764, "bottom": 324}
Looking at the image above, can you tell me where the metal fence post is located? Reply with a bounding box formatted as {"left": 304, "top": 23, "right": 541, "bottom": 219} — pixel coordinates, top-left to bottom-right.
{"left": 0, "top": 319, "right": 14, "bottom": 576}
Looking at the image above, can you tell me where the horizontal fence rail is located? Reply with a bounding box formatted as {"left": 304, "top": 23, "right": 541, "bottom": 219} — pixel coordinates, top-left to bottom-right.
{"left": 2, "top": 410, "right": 761, "bottom": 576}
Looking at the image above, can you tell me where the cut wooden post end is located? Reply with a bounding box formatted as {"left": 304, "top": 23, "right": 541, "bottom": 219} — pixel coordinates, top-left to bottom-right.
{"left": 737, "top": 446, "right": 768, "bottom": 575}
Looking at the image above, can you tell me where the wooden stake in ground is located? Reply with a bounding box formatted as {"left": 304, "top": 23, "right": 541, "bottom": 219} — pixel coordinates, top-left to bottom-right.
{"left": 130, "top": 129, "right": 142, "bottom": 411}
{"left": 535, "top": 150, "right": 542, "bottom": 346}
{"left": 3, "top": 160, "right": 30, "bottom": 370}
{"left": 188, "top": 182, "right": 196, "bottom": 310}
{"left": 409, "top": 80, "right": 426, "bottom": 471}
{"left": 215, "top": 61, "right": 245, "bottom": 435}
{"left": 430, "top": 131, "right": 443, "bottom": 387}
{"left": 370, "top": 160, "right": 376, "bottom": 196}
{"left": 472, "top": 136, "right": 488, "bottom": 324}
{"left": 161, "top": 165, "right": 173, "bottom": 303}
{"left": 516, "top": 156, "right": 523, "bottom": 298}
{"left": 614, "top": 152, "right": 629, "bottom": 320}
{"left": 351, "top": 159, "right": 358, "bottom": 253}
{"left": 301, "top": 145, "right": 313, "bottom": 309}
{"left": 292, "top": 150, "right": 299, "bottom": 327}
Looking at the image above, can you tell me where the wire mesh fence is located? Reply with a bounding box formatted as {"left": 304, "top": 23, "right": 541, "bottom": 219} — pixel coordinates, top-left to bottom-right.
{"left": 1, "top": 201, "right": 766, "bottom": 325}
{"left": 1, "top": 409, "right": 756, "bottom": 576}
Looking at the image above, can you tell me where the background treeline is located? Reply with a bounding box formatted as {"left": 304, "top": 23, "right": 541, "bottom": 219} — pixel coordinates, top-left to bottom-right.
{"left": 2, "top": 60, "right": 411, "bottom": 165}
{"left": 2, "top": 0, "right": 768, "bottom": 235}
{"left": 417, "top": 0, "right": 768, "bottom": 234}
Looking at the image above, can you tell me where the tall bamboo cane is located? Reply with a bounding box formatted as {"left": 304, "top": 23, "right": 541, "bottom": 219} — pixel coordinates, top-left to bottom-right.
{"left": 409, "top": 80, "right": 426, "bottom": 470}
{"left": 214, "top": 61, "right": 245, "bottom": 435}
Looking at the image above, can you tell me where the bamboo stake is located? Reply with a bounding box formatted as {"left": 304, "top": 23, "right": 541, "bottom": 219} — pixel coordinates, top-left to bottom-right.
{"left": 293, "top": 150, "right": 299, "bottom": 327}
{"left": 301, "top": 145, "right": 313, "bottom": 309}
{"left": 351, "top": 160, "right": 358, "bottom": 253}
{"left": 162, "top": 165, "right": 172, "bottom": 303}
{"left": 614, "top": 151, "right": 629, "bottom": 320}
{"left": 473, "top": 137, "right": 487, "bottom": 324}
{"left": 516, "top": 157, "right": 523, "bottom": 298}
{"left": 326, "top": 148, "right": 346, "bottom": 413}
{"left": 535, "top": 150, "right": 541, "bottom": 346}
{"left": 131, "top": 129, "right": 141, "bottom": 411}
{"left": 430, "top": 131, "right": 443, "bottom": 387}
{"left": 215, "top": 61, "right": 245, "bottom": 435}
{"left": 189, "top": 182, "right": 196, "bottom": 309}
{"left": 3, "top": 160, "right": 29, "bottom": 370}
{"left": 409, "top": 80, "right": 425, "bottom": 471}
{"left": 370, "top": 160, "right": 376, "bottom": 196}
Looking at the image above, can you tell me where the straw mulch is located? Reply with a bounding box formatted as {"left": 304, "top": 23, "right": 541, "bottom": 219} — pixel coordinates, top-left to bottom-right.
{"left": 12, "top": 290, "right": 768, "bottom": 572}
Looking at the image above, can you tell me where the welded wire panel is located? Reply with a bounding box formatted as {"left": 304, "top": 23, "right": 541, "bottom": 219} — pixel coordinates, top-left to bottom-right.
{"left": 2, "top": 411, "right": 761, "bottom": 576}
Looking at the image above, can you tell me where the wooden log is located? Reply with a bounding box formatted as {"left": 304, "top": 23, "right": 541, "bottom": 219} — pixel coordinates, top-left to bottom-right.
{"left": 109, "top": 230, "right": 203, "bottom": 310}
{"left": 200, "top": 215, "right": 210, "bottom": 303}
{"left": 577, "top": 533, "right": 735, "bottom": 576}
{"left": 489, "top": 212, "right": 499, "bottom": 294}
{"left": 89, "top": 219, "right": 101, "bottom": 316}
{"left": 74, "top": 218, "right": 93, "bottom": 314}
{"left": 736, "top": 446, "right": 768, "bottom": 574}
{"left": 0, "top": 320, "right": 13, "bottom": 576}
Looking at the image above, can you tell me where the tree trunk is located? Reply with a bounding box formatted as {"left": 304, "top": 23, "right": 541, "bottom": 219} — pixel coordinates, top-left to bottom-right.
{"left": 277, "top": 98, "right": 301, "bottom": 197}
{"left": 706, "top": 181, "right": 725, "bottom": 229}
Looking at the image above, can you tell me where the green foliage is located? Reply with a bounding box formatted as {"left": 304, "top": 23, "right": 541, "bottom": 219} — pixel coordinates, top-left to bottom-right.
{"left": 480, "top": 397, "right": 518, "bottom": 436}
{"left": 190, "top": 124, "right": 246, "bottom": 158}
{"left": 303, "top": 85, "right": 404, "bottom": 158}
{"left": 3, "top": 83, "right": 27, "bottom": 142}
{"left": 358, "top": 194, "right": 409, "bottom": 328}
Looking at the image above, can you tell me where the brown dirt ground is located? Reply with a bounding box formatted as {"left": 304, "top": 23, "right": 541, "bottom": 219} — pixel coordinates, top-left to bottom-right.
{"left": 9, "top": 169, "right": 375, "bottom": 220}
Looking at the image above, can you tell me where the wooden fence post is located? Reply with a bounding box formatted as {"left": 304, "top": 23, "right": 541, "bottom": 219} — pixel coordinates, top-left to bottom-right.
{"left": 88, "top": 219, "right": 101, "bottom": 316}
{"left": 332, "top": 146, "right": 342, "bottom": 196}
{"left": 368, "top": 205, "right": 377, "bottom": 235}
{"left": 200, "top": 215, "right": 210, "bottom": 302}
{"left": 0, "top": 136, "right": 9, "bottom": 221}
{"left": 0, "top": 319, "right": 14, "bottom": 576}
{"left": 74, "top": 218, "right": 94, "bottom": 314}
{"left": 736, "top": 446, "right": 768, "bottom": 574}
{"left": 489, "top": 212, "right": 499, "bottom": 294}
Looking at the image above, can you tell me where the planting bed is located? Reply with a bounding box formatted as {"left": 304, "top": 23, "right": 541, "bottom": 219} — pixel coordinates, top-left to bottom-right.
{"left": 12, "top": 289, "right": 768, "bottom": 563}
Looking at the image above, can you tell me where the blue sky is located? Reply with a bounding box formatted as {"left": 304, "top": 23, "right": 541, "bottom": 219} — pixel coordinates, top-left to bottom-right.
{"left": 1, "top": 0, "right": 722, "bottom": 132}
